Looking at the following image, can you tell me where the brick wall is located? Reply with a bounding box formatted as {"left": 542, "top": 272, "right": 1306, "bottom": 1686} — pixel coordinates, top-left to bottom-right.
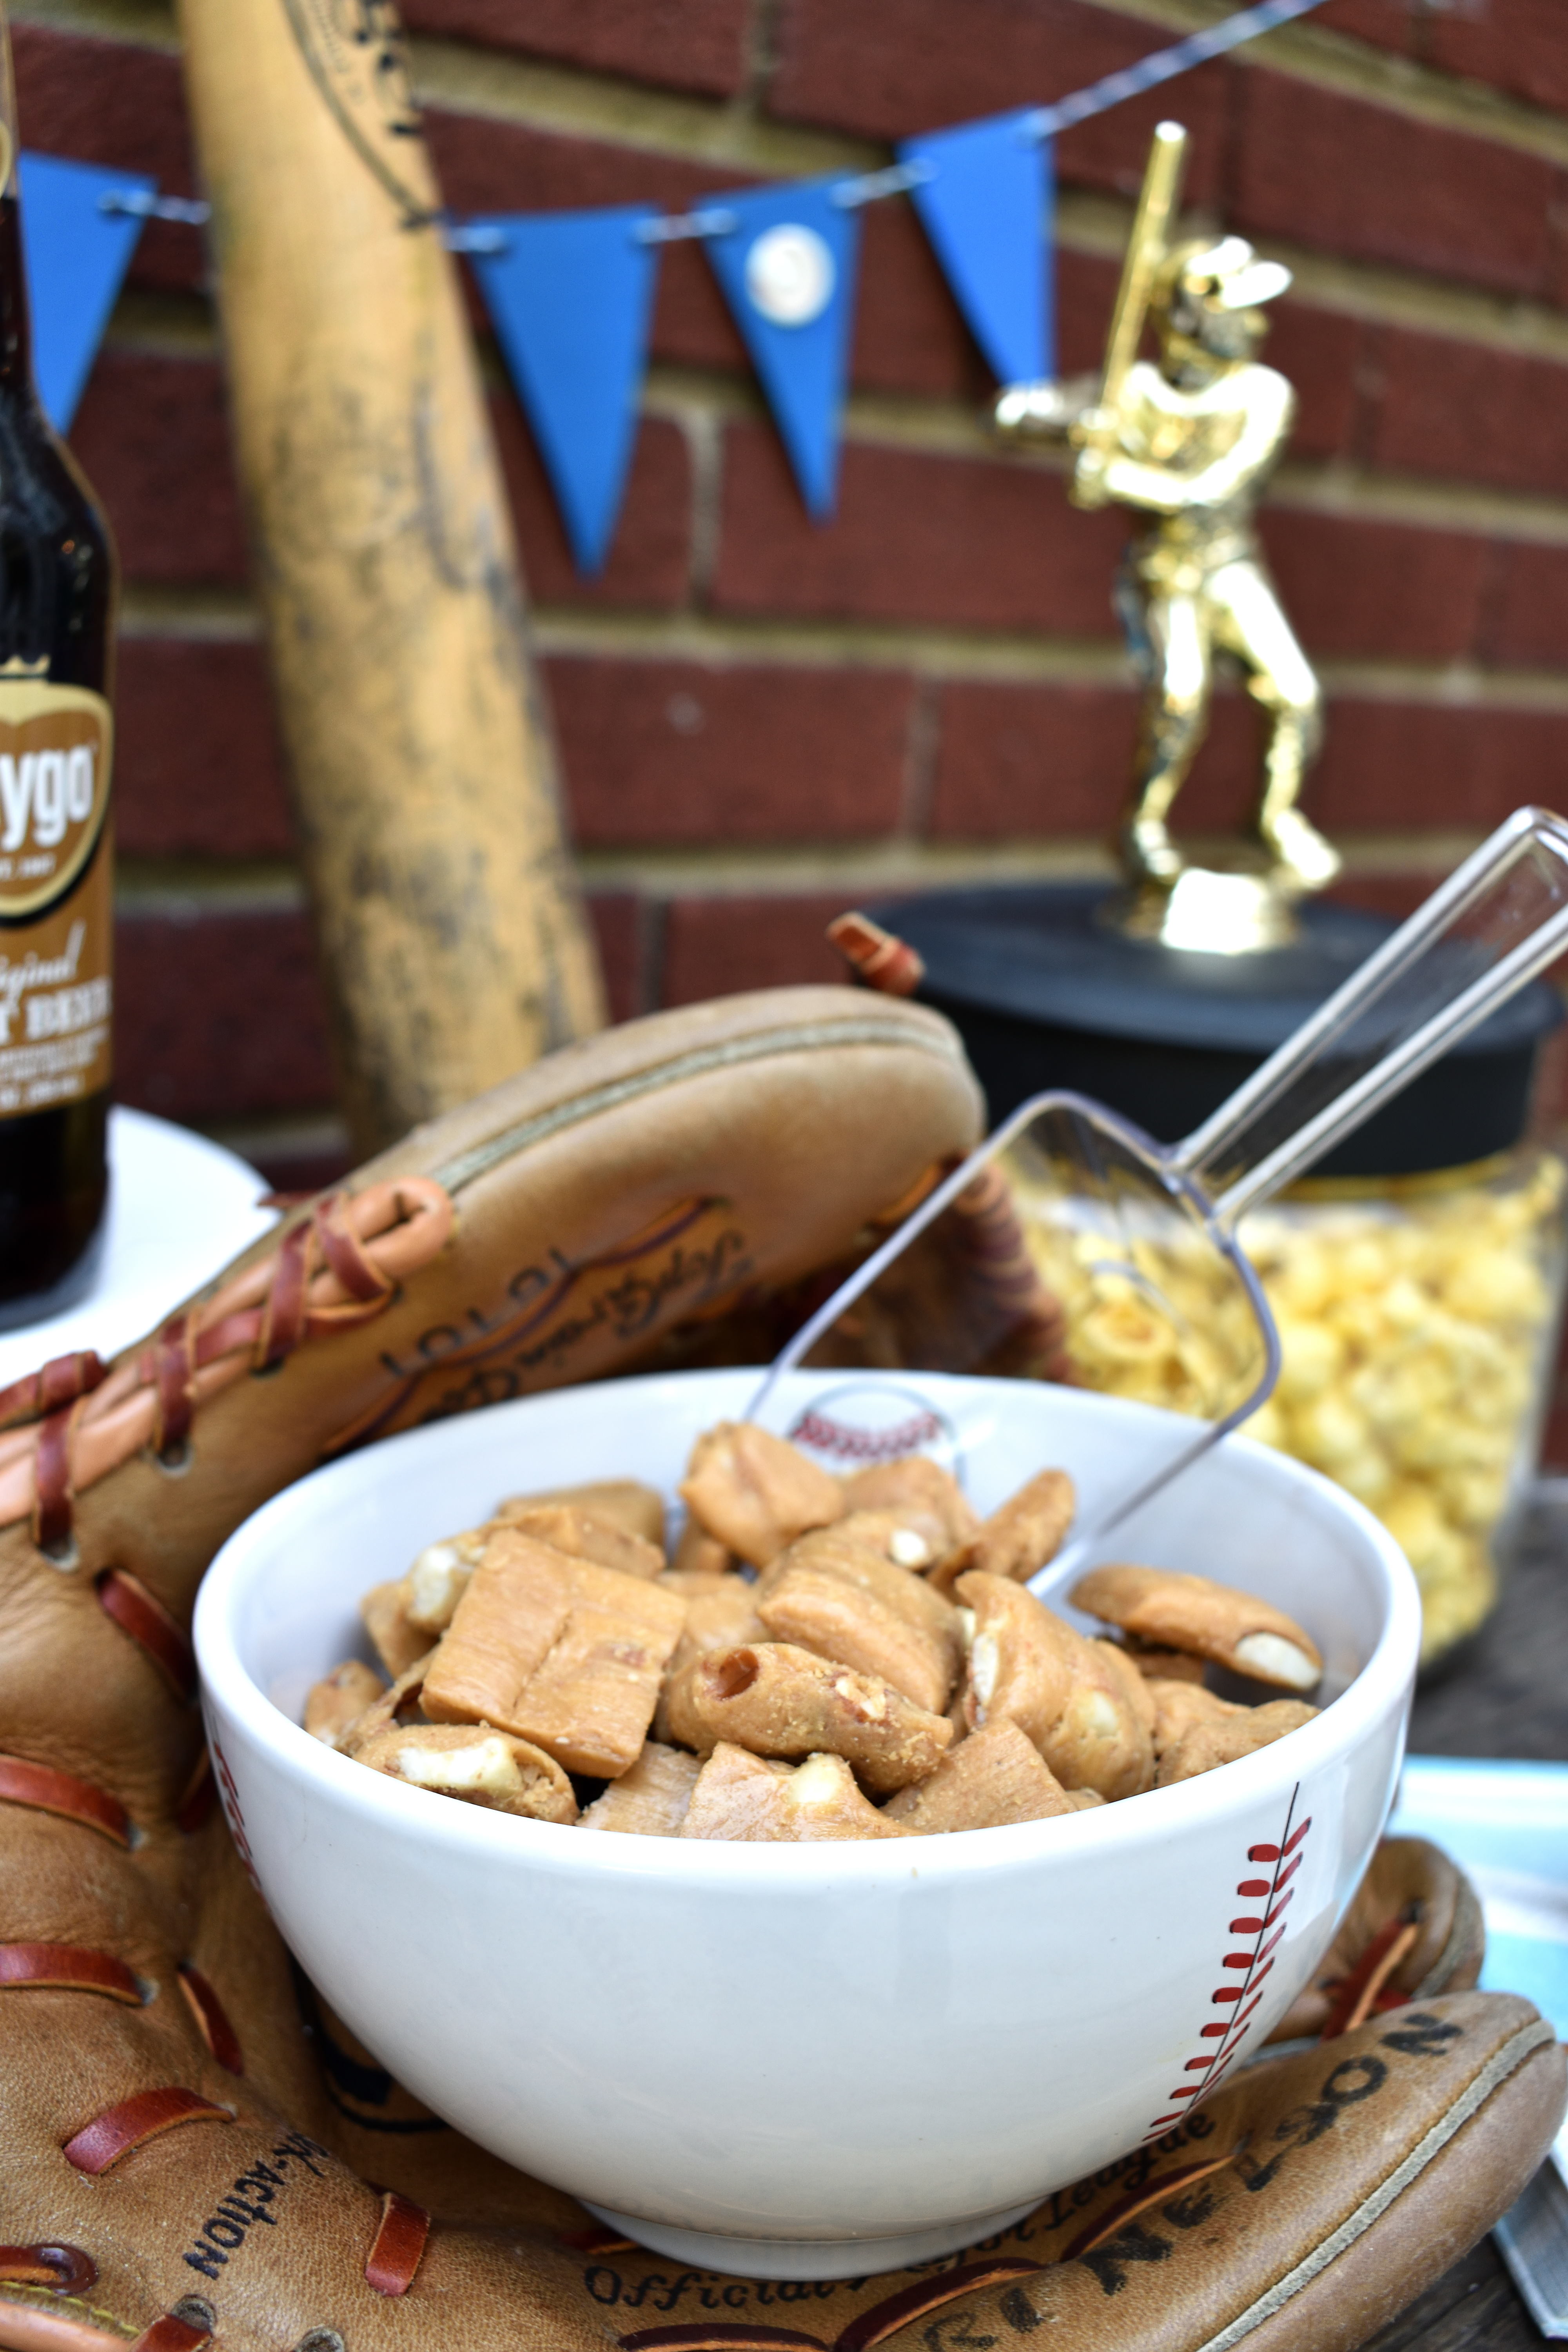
{"left": 16, "top": 0, "right": 1568, "bottom": 1209}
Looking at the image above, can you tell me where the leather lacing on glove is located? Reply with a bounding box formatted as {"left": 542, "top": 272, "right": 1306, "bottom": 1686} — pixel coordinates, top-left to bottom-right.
{"left": 0, "top": 1180, "right": 452, "bottom": 1562}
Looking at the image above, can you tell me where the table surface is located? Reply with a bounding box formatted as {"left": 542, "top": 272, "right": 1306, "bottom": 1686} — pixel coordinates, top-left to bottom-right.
{"left": 1363, "top": 1486, "right": 1568, "bottom": 2351}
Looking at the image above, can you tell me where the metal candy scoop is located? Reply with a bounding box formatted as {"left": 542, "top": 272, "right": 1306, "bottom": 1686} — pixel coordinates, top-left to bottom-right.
{"left": 749, "top": 806, "right": 1568, "bottom": 1597}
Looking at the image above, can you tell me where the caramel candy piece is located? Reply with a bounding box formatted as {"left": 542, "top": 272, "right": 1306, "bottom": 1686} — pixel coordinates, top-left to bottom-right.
{"left": 670, "top": 1642, "right": 951, "bottom": 1794}
{"left": 339, "top": 1653, "right": 437, "bottom": 1757}
{"left": 956, "top": 1571, "right": 1153, "bottom": 1801}
{"left": 361, "top": 1579, "right": 431, "bottom": 1678}
{"left": 402, "top": 1531, "right": 486, "bottom": 1635}
{"left": 423, "top": 1530, "right": 685, "bottom": 1778}
{"left": 1148, "top": 1679, "right": 1319, "bottom": 1786}
{"left": 884, "top": 1720, "right": 1078, "bottom": 1834}
{"left": 1071, "top": 1564, "right": 1322, "bottom": 1692}
{"left": 653, "top": 1573, "right": 767, "bottom": 1742}
{"left": 1123, "top": 1640, "right": 1206, "bottom": 1685}
{"left": 495, "top": 1479, "right": 666, "bottom": 1550}
{"left": 680, "top": 1423, "right": 841, "bottom": 1568}
{"left": 352, "top": 1722, "right": 575, "bottom": 1821}
{"left": 304, "top": 1659, "right": 385, "bottom": 1748}
{"left": 671, "top": 1516, "right": 733, "bottom": 1577}
{"left": 681, "top": 1742, "right": 906, "bottom": 1841}
{"left": 578, "top": 1741, "right": 702, "bottom": 1835}
{"left": 933, "top": 1469, "right": 1074, "bottom": 1594}
{"left": 1096, "top": 1636, "right": 1157, "bottom": 1738}
{"left": 756, "top": 1524, "right": 960, "bottom": 1715}
{"left": 501, "top": 1503, "right": 664, "bottom": 1582}
{"left": 840, "top": 1457, "right": 978, "bottom": 1554}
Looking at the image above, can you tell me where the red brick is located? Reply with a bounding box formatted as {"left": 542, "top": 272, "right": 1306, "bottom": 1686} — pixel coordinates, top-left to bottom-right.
{"left": 930, "top": 677, "right": 1260, "bottom": 839}
{"left": 1263, "top": 301, "right": 1364, "bottom": 464}
{"left": 1232, "top": 74, "right": 1555, "bottom": 299}
{"left": 495, "top": 401, "right": 692, "bottom": 607}
{"left": 713, "top": 423, "right": 1125, "bottom": 634}
{"left": 766, "top": 0, "right": 1228, "bottom": 209}
{"left": 660, "top": 892, "right": 848, "bottom": 1005}
{"left": 1428, "top": 3, "right": 1568, "bottom": 113}
{"left": 849, "top": 196, "right": 987, "bottom": 401}
{"left": 1370, "top": 329, "right": 1568, "bottom": 497}
{"left": 11, "top": 27, "right": 203, "bottom": 295}
{"left": 1311, "top": 698, "right": 1568, "bottom": 833}
{"left": 1480, "top": 541, "right": 1568, "bottom": 671}
{"left": 116, "top": 904, "right": 336, "bottom": 1122}
{"left": 1257, "top": 509, "right": 1490, "bottom": 662}
{"left": 586, "top": 892, "right": 643, "bottom": 1024}
{"left": 116, "top": 639, "right": 292, "bottom": 858}
{"left": 402, "top": 0, "right": 751, "bottom": 97}
{"left": 547, "top": 657, "right": 914, "bottom": 845}
{"left": 70, "top": 352, "right": 248, "bottom": 586}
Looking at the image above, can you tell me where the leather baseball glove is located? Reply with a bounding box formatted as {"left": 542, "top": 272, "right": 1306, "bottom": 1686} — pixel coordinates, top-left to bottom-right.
{"left": 0, "top": 986, "right": 1560, "bottom": 2352}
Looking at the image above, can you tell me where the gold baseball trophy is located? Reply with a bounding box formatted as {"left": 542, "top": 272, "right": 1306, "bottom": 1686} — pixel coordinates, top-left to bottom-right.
{"left": 996, "top": 122, "right": 1337, "bottom": 952}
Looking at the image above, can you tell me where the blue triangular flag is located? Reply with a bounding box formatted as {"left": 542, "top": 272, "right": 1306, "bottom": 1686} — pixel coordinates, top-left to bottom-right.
{"left": 18, "top": 152, "right": 156, "bottom": 432}
{"left": 898, "top": 111, "right": 1053, "bottom": 386}
{"left": 700, "top": 178, "right": 861, "bottom": 518}
{"left": 465, "top": 204, "right": 660, "bottom": 575}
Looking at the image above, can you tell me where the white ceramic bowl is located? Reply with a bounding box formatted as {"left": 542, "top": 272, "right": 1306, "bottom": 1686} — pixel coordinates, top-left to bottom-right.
{"left": 196, "top": 1369, "right": 1420, "bottom": 2280}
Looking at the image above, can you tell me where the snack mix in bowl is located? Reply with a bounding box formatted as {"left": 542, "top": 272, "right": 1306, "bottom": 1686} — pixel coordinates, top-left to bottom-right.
{"left": 304, "top": 1423, "right": 1324, "bottom": 1837}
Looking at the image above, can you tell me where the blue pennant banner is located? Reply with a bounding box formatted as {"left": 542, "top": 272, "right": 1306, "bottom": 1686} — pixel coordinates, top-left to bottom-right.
{"left": 701, "top": 178, "right": 862, "bottom": 518}
{"left": 19, "top": 153, "right": 156, "bottom": 432}
{"left": 466, "top": 203, "right": 661, "bottom": 575}
{"left": 898, "top": 111, "right": 1053, "bottom": 387}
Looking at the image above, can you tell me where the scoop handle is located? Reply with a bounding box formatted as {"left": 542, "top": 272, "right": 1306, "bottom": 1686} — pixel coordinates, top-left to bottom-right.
{"left": 1172, "top": 806, "right": 1568, "bottom": 1224}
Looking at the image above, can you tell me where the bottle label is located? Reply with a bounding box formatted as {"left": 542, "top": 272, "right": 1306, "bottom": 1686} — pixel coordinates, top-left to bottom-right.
{"left": 0, "top": 679, "right": 113, "bottom": 1120}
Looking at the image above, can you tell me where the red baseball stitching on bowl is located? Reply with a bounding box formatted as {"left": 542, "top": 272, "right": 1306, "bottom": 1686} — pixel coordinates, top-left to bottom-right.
{"left": 208, "top": 1734, "right": 261, "bottom": 1896}
{"left": 1141, "top": 1787, "right": 1311, "bottom": 2138}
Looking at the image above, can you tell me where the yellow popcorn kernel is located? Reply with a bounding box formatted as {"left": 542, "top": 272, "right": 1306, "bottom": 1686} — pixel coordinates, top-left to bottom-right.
{"left": 1441, "top": 1248, "right": 1548, "bottom": 1326}
{"left": 1289, "top": 1388, "right": 1371, "bottom": 1471}
{"left": 1376, "top": 1482, "right": 1468, "bottom": 1590}
{"left": 1271, "top": 1316, "right": 1343, "bottom": 1405}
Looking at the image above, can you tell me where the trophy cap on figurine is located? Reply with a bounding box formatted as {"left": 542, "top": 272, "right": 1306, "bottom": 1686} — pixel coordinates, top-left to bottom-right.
{"left": 996, "top": 122, "right": 1339, "bottom": 954}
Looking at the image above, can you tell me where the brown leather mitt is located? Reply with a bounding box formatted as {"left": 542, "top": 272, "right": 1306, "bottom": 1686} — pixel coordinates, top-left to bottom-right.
{"left": 1265, "top": 1835, "right": 1486, "bottom": 2045}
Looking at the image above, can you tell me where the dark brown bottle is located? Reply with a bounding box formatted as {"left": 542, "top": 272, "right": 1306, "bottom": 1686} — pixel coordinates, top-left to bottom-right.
{"left": 0, "top": 10, "right": 117, "bottom": 1330}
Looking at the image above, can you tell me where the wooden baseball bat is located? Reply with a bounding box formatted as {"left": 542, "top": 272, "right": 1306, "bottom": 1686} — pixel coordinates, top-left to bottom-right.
{"left": 176, "top": 0, "right": 605, "bottom": 1155}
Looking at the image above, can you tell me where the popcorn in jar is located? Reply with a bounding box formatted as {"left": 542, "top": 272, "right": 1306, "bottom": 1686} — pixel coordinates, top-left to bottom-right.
{"left": 1013, "top": 1145, "right": 1568, "bottom": 1667}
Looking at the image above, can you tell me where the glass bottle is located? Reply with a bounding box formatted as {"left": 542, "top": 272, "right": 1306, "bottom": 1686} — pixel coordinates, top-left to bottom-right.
{"left": 0, "top": 4, "right": 117, "bottom": 1329}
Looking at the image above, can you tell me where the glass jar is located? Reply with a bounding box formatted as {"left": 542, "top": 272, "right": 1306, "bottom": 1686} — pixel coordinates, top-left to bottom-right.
{"left": 1023, "top": 1143, "right": 1567, "bottom": 1669}
{"left": 1234, "top": 1147, "right": 1567, "bottom": 1666}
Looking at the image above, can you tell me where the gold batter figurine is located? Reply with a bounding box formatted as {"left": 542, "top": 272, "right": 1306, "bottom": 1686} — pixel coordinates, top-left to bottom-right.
{"left": 997, "top": 123, "right": 1339, "bottom": 949}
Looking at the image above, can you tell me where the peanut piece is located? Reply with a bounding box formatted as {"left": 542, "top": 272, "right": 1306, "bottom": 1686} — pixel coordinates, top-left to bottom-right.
{"left": 956, "top": 1571, "right": 1153, "bottom": 1801}
{"left": 755, "top": 1524, "right": 960, "bottom": 1715}
{"left": 361, "top": 1580, "right": 432, "bottom": 1678}
{"left": 1148, "top": 1678, "right": 1319, "bottom": 1786}
{"left": 679, "top": 1422, "right": 842, "bottom": 1568}
{"left": 672, "top": 1642, "right": 952, "bottom": 1793}
{"left": 884, "top": 1720, "right": 1078, "bottom": 1834}
{"left": 352, "top": 1723, "right": 575, "bottom": 1820}
{"left": 933, "top": 1469, "right": 1074, "bottom": 1594}
{"left": 578, "top": 1741, "right": 702, "bottom": 1835}
{"left": 680, "top": 1742, "right": 906, "bottom": 1841}
{"left": 423, "top": 1530, "right": 685, "bottom": 1778}
{"left": 1071, "top": 1564, "right": 1322, "bottom": 1691}
{"left": 304, "top": 1660, "right": 386, "bottom": 1748}
{"left": 501, "top": 1503, "right": 664, "bottom": 1582}
{"left": 495, "top": 1479, "right": 666, "bottom": 1550}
